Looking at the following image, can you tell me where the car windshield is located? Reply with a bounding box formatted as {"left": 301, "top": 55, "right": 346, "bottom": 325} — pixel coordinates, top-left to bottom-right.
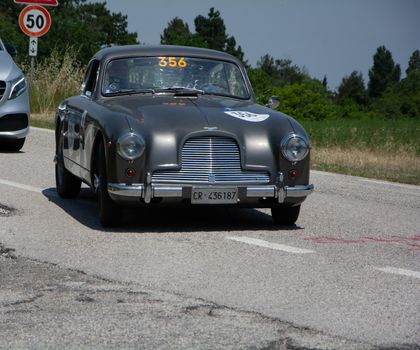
{"left": 102, "top": 56, "right": 249, "bottom": 99}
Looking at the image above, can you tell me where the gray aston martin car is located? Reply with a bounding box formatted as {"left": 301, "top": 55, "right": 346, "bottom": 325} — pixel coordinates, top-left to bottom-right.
{"left": 0, "top": 38, "right": 29, "bottom": 151}
{"left": 55, "top": 45, "right": 314, "bottom": 227}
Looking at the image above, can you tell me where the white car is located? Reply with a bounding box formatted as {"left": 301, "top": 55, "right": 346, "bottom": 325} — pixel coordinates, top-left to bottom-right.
{"left": 0, "top": 37, "right": 29, "bottom": 151}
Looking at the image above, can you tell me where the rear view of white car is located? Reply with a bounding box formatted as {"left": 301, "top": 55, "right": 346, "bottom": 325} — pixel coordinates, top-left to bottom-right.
{"left": 0, "top": 37, "right": 29, "bottom": 151}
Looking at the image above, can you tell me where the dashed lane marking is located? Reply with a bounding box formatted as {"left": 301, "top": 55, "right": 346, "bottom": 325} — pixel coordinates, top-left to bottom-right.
{"left": 0, "top": 178, "right": 43, "bottom": 194}
{"left": 226, "top": 236, "right": 316, "bottom": 254}
{"left": 361, "top": 178, "right": 420, "bottom": 190}
{"left": 373, "top": 267, "right": 420, "bottom": 279}
{"left": 312, "top": 170, "right": 420, "bottom": 190}
{"left": 0, "top": 178, "right": 94, "bottom": 204}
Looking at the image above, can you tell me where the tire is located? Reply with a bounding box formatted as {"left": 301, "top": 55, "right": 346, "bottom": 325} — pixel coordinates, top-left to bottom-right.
{"left": 94, "top": 140, "right": 122, "bottom": 227}
{"left": 0, "top": 138, "right": 25, "bottom": 152}
{"left": 55, "top": 132, "right": 81, "bottom": 198}
{"left": 271, "top": 205, "right": 301, "bottom": 225}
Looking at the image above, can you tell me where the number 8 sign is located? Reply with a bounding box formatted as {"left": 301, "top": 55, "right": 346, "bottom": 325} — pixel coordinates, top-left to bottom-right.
{"left": 19, "top": 5, "right": 51, "bottom": 37}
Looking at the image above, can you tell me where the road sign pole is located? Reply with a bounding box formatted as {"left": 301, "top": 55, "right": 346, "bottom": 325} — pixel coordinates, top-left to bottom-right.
{"left": 29, "top": 56, "right": 35, "bottom": 92}
{"left": 28, "top": 36, "right": 38, "bottom": 92}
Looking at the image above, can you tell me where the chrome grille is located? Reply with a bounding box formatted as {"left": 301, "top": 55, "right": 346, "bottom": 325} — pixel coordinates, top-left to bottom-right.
{"left": 152, "top": 136, "right": 270, "bottom": 184}
{"left": 0, "top": 81, "right": 6, "bottom": 101}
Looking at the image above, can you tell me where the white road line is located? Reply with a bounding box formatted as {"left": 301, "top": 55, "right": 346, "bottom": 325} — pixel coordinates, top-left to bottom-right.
{"left": 374, "top": 267, "right": 420, "bottom": 279}
{"left": 312, "top": 170, "right": 420, "bottom": 190}
{"left": 361, "top": 178, "right": 420, "bottom": 190}
{"left": 311, "top": 170, "right": 338, "bottom": 176}
{"left": 0, "top": 178, "right": 43, "bottom": 194}
{"left": 226, "top": 236, "right": 316, "bottom": 254}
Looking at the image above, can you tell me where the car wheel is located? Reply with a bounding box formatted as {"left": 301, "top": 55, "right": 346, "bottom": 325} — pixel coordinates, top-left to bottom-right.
{"left": 0, "top": 138, "right": 25, "bottom": 152}
{"left": 55, "top": 132, "right": 81, "bottom": 198}
{"left": 94, "top": 140, "right": 122, "bottom": 227}
{"left": 271, "top": 205, "right": 301, "bottom": 225}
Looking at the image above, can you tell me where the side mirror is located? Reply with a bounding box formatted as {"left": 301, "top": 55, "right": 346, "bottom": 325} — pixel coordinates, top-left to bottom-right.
{"left": 266, "top": 96, "right": 280, "bottom": 110}
{"left": 5, "top": 44, "right": 17, "bottom": 57}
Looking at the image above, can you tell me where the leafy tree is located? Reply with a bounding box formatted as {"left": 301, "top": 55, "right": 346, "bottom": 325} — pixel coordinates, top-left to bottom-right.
{"left": 247, "top": 68, "right": 274, "bottom": 104}
{"left": 194, "top": 8, "right": 227, "bottom": 51}
{"left": 161, "top": 8, "right": 247, "bottom": 64}
{"left": 322, "top": 75, "right": 328, "bottom": 90}
{"left": 372, "top": 57, "right": 420, "bottom": 119}
{"left": 276, "top": 82, "right": 339, "bottom": 120}
{"left": 257, "top": 54, "right": 307, "bottom": 86}
{"left": 225, "top": 36, "right": 247, "bottom": 66}
{"left": 368, "top": 46, "right": 401, "bottom": 98}
{"left": 274, "top": 58, "right": 307, "bottom": 85}
{"left": 161, "top": 17, "right": 191, "bottom": 45}
{"left": 257, "top": 54, "right": 276, "bottom": 76}
{"left": 406, "top": 50, "right": 420, "bottom": 76}
{"left": 160, "top": 17, "right": 205, "bottom": 47}
{"left": 337, "top": 71, "right": 368, "bottom": 105}
{"left": 0, "top": 1, "right": 28, "bottom": 61}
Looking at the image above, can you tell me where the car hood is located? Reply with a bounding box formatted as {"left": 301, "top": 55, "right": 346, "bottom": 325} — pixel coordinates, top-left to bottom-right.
{"left": 0, "top": 52, "right": 21, "bottom": 81}
{"left": 101, "top": 95, "right": 296, "bottom": 171}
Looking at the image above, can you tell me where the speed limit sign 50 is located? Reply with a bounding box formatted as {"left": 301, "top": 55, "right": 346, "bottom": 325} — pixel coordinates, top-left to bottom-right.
{"left": 19, "top": 5, "right": 51, "bottom": 37}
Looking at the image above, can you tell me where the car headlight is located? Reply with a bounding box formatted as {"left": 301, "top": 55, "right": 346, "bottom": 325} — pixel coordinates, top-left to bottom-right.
{"left": 9, "top": 76, "right": 27, "bottom": 100}
{"left": 117, "top": 133, "right": 145, "bottom": 160}
{"left": 281, "top": 134, "right": 309, "bottom": 162}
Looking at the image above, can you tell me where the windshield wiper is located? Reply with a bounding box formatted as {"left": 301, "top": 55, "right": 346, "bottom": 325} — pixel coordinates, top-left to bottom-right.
{"left": 105, "top": 88, "right": 155, "bottom": 96}
{"left": 155, "top": 87, "right": 205, "bottom": 96}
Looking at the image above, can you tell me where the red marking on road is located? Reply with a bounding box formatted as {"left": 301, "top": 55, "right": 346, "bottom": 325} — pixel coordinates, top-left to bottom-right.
{"left": 304, "top": 235, "right": 420, "bottom": 251}
{"left": 307, "top": 237, "right": 365, "bottom": 244}
{"left": 361, "top": 237, "right": 405, "bottom": 243}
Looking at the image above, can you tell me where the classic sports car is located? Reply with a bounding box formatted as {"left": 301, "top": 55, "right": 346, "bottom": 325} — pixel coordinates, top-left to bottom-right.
{"left": 55, "top": 45, "right": 314, "bottom": 227}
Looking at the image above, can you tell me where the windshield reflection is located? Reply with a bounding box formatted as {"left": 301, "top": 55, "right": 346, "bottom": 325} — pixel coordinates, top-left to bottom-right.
{"left": 103, "top": 57, "right": 249, "bottom": 99}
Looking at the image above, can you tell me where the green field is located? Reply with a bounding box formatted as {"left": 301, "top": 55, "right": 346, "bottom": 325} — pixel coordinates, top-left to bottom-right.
{"left": 298, "top": 118, "right": 420, "bottom": 185}
{"left": 299, "top": 118, "right": 420, "bottom": 155}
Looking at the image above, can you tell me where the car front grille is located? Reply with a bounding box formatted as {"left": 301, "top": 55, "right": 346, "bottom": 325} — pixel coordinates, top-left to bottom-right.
{"left": 0, "top": 81, "right": 6, "bottom": 101}
{"left": 152, "top": 136, "right": 270, "bottom": 184}
{"left": 0, "top": 114, "right": 29, "bottom": 132}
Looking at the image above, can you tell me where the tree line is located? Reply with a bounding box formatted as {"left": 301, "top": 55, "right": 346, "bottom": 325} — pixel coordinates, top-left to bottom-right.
{"left": 1, "top": 0, "right": 418, "bottom": 119}
{"left": 250, "top": 47, "right": 420, "bottom": 120}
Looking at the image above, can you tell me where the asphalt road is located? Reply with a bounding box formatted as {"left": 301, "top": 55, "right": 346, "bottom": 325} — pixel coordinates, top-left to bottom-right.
{"left": 1, "top": 127, "right": 419, "bottom": 349}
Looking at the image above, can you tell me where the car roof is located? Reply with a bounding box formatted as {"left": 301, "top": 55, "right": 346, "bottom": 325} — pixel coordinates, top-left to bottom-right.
{"left": 94, "top": 45, "right": 242, "bottom": 65}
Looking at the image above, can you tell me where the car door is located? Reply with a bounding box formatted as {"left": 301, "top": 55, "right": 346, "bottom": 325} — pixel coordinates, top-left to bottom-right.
{"left": 63, "top": 60, "right": 99, "bottom": 178}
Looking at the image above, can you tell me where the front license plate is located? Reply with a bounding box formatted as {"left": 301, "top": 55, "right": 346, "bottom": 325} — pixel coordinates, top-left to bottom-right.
{"left": 191, "top": 188, "right": 238, "bottom": 204}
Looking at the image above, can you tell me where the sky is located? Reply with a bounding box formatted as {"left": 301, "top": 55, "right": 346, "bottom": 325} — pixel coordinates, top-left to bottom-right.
{"left": 93, "top": 0, "right": 420, "bottom": 90}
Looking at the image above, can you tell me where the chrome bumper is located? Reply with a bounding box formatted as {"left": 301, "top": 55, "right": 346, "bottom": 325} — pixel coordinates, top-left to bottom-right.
{"left": 108, "top": 183, "right": 314, "bottom": 203}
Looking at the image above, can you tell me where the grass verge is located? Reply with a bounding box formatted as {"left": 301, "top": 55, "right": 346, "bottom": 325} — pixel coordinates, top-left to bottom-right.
{"left": 311, "top": 147, "right": 420, "bottom": 185}
{"left": 31, "top": 114, "right": 55, "bottom": 130}
{"left": 300, "top": 118, "right": 420, "bottom": 185}
{"left": 22, "top": 49, "right": 83, "bottom": 115}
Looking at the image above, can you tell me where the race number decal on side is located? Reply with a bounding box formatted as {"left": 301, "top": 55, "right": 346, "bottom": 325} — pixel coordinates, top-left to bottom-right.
{"left": 224, "top": 110, "right": 270, "bottom": 122}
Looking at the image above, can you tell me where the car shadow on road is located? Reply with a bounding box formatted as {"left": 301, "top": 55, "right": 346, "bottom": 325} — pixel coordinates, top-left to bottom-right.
{"left": 42, "top": 187, "right": 303, "bottom": 233}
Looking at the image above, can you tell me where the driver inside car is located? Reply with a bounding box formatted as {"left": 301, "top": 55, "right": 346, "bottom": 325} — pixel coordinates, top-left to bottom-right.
{"left": 104, "top": 59, "right": 129, "bottom": 93}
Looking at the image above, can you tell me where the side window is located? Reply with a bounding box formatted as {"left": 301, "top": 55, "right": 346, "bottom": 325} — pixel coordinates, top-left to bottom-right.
{"left": 81, "top": 60, "right": 100, "bottom": 97}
